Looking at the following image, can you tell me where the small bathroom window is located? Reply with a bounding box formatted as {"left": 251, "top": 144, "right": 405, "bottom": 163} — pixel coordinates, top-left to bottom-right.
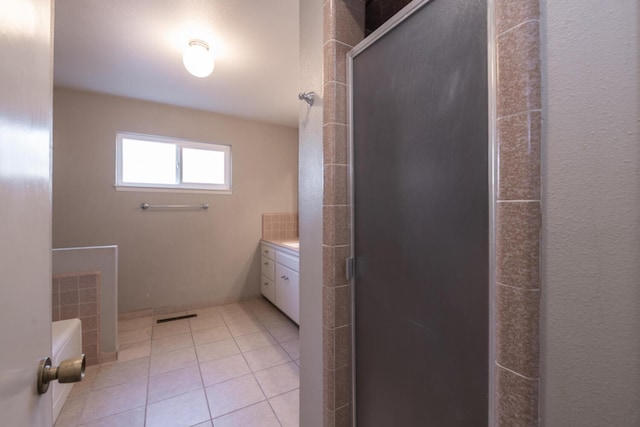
{"left": 115, "top": 132, "right": 232, "bottom": 193}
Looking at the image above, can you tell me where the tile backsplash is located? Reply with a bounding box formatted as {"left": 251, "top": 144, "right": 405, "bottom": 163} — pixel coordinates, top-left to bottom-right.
{"left": 53, "top": 271, "right": 101, "bottom": 366}
{"left": 262, "top": 213, "right": 299, "bottom": 241}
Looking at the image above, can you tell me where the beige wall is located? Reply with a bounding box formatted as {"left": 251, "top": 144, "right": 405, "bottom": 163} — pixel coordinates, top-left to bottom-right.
{"left": 540, "top": 0, "right": 640, "bottom": 425}
{"left": 52, "top": 88, "right": 298, "bottom": 313}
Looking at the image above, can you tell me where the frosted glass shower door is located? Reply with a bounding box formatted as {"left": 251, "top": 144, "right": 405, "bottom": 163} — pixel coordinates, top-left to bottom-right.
{"left": 351, "top": 0, "right": 489, "bottom": 425}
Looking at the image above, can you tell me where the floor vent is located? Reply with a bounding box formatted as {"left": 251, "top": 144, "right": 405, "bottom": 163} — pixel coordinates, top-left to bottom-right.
{"left": 156, "top": 313, "right": 197, "bottom": 324}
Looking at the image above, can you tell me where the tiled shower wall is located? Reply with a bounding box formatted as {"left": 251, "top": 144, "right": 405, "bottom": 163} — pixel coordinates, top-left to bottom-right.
{"left": 322, "top": 0, "right": 365, "bottom": 425}
{"left": 322, "top": 0, "right": 543, "bottom": 426}
{"left": 262, "top": 213, "right": 299, "bottom": 241}
{"left": 494, "top": 0, "right": 542, "bottom": 425}
{"left": 52, "top": 271, "right": 101, "bottom": 366}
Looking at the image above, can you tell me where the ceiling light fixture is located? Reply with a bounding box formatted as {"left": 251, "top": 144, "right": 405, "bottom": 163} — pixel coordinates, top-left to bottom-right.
{"left": 183, "top": 39, "right": 214, "bottom": 78}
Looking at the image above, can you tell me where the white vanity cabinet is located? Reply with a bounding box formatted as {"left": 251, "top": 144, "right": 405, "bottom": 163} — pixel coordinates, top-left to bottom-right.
{"left": 260, "top": 241, "right": 299, "bottom": 324}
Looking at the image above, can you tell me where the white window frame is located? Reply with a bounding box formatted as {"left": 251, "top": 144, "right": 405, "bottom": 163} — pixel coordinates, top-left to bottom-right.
{"left": 115, "top": 132, "right": 232, "bottom": 194}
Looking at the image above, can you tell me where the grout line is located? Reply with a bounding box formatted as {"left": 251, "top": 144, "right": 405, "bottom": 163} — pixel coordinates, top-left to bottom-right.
{"left": 496, "top": 109, "right": 542, "bottom": 122}
{"left": 496, "top": 18, "right": 540, "bottom": 38}
{"left": 496, "top": 362, "right": 539, "bottom": 381}
{"left": 496, "top": 282, "right": 540, "bottom": 292}
{"left": 496, "top": 199, "right": 541, "bottom": 203}
{"left": 190, "top": 314, "right": 214, "bottom": 424}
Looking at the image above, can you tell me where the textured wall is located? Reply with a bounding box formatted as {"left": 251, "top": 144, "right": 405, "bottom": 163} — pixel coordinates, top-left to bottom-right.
{"left": 53, "top": 88, "right": 298, "bottom": 313}
{"left": 540, "top": 0, "right": 640, "bottom": 425}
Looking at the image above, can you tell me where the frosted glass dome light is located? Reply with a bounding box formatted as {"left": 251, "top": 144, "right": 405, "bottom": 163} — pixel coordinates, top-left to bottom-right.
{"left": 183, "top": 39, "right": 215, "bottom": 78}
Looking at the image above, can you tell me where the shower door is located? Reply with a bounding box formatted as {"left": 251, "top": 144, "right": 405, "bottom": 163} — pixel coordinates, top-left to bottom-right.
{"left": 350, "top": 0, "right": 488, "bottom": 425}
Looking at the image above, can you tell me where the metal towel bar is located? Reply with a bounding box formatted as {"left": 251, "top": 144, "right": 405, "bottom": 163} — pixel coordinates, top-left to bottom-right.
{"left": 140, "top": 202, "right": 209, "bottom": 210}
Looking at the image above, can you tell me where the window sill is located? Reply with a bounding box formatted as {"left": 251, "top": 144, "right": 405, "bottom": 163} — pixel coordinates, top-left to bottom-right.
{"left": 114, "top": 185, "right": 232, "bottom": 195}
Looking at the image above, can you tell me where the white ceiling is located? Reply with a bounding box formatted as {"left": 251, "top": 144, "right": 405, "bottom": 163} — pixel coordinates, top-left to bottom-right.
{"left": 54, "top": 0, "right": 300, "bottom": 128}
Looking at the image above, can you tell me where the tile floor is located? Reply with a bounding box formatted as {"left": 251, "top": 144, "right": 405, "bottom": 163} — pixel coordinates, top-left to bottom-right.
{"left": 55, "top": 298, "right": 300, "bottom": 427}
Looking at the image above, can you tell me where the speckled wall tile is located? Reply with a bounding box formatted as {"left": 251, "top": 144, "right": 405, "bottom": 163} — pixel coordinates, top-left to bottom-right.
{"left": 494, "top": 0, "right": 542, "bottom": 424}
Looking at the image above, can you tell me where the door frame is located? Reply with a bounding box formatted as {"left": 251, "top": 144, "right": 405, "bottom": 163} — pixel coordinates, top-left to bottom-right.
{"left": 346, "top": 0, "right": 497, "bottom": 424}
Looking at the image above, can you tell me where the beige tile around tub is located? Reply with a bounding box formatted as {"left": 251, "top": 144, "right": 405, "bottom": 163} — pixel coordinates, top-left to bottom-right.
{"left": 269, "top": 388, "right": 300, "bottom": 427}
{"left": 145, "top": 388, "right": 211, "bottom": 427}
{"left": 92, "top": 357, "right": 149, "bottom": 390}
{"left": 78, "top": 407, "right": 145, "bottom": 427}
{"left": 192, "top": 325, "right": 232, "bottom": 346}
{"left": 234, "top": 331, "right": 277, "bottom": 352}
{"left": 148, "top": 365, "right": 203, "bottom": 404}
{"left": 254, "top": 361, "right": 299, "bottom": 398}
{"left": 243, "top": 344, "right": 292, "bottom": 372}
{"left": 212, "top": 401, "right": 281, "bottom": 427}
{"left": 199, "top": 354, "right": 251, "bottom": 386}
{"left": 149, "top": 347, "right": 198, "bottom": 376}
{"left": 205, "top": 374, "right": 266, "bottom": 418}
{"left": 151, "top": 332, "right": 194, "bottom": 355}
{"left": 80, "top": 378, "right": 147, "bottom": 423}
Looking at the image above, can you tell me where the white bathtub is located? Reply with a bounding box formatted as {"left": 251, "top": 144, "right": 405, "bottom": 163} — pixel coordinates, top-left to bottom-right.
{"left": 52, "top": 319, "right": 82, "bottom": 422}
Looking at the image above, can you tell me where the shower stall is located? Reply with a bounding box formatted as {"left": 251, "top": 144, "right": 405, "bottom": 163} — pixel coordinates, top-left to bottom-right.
{"left": 349, "top": 0, "right": 489, "bottom": 425}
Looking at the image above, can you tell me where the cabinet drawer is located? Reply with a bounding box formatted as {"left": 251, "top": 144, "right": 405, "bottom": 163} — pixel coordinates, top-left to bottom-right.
{"left": 261, "top": 244, "right": 275, "bottom": 261}
{"left": 261, "top": 277, "right": 275, "bottom": 304}
{"left": 261, "top": 257, "right": 275, "bottom": 281}
{"left": 276, "top": 251, "right": 299, "bottom": 272}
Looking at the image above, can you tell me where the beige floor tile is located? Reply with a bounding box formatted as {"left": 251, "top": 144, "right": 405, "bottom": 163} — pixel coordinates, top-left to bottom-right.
{"left": 148, "top": 365, "right": 203, "bottom": 403}
{"left": 226, "top": 319, "right": 265, "bottom": 337}
{"left": 118, "top": 316, "right": 152, "bottom": 332}
{"left": 190, "top": 421, "right": 213, "bottom": 427}
{"left": 205, "top": 374, "right": 266, "bottom": 418}
{"left": 153, "top": 311, "right": 188, "bottom": 322}
{"left": 69, "top": 364, "right": 99, "bottom": 397}
{"left": 56, "top": 394, "right": 88, "bottom": 423}
{"left": 116, "top": 340, "right": 151, "bottom": 363}
{"left": 234, "top": 331, "right": 277, "bottom": 353}
{"left": 269, "top": 388, "right": 300, "bottom": 427}
{"left": 152, "top": 319, "right": 191, "bottom": 339}
{"left": 279, "top": 339, "right": 300, "bottom": 360}
{"left": 54, "top": 415, "right": 80, "bottom": 427}
{"left": 78, "top": 407, "right": 145, "bottom": 427}
{"left": 221, "top": 311, "right": 257, "bottom": 324}
{"left": 267, "top": 323, "right": 299, "bottom": 343}
{"left": 195, "top": 338, "right": 240, "bottom": 363}
{"left": 150, "top": 347, "right": 198, "bottom": 376}
{"left": 253, "top": 362, "right": 299, "bottom": 398}
{"left": 118, "top": 327, "right": 152, "bottom": 345}
{"left": 145, "top": 389, "right": 211, "bottom": 427}
{"left": 199, "top": 354, "right": 251, "bottom": 386}
{"left": 189, "top": 314, "right": 225, "bottom": 331}
{"left": 212, "top": 401, "right": 281, "bottom": 427}
{"left": 192, "top": 325, "right": 232, "bottom": 345}
{"left": 189, "top": 306, "right": 221, "bottom": 318}
{"left": 151, "top": 332, "right": 194, "bottom": 355}
{"left": 256, "top": 312, "right": 293, "bottom": 329}
{"left": 79, "top": 378, "right": 147, "bottom": 423}
{"left": 243, "top": 344, "right": 292, "bottom": 372}
{"left": 92, "top": 357, "right": 149, "bottom": 390}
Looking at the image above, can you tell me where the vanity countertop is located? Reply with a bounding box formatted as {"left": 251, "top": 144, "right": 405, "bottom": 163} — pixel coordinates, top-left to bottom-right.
{"left": 261, "top": 239, "right": 299, "bottom": 253}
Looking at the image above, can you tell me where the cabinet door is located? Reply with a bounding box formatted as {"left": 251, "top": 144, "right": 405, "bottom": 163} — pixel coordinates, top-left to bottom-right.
{"left": 276, "top": 263, "right": 299, "bottom": 324}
